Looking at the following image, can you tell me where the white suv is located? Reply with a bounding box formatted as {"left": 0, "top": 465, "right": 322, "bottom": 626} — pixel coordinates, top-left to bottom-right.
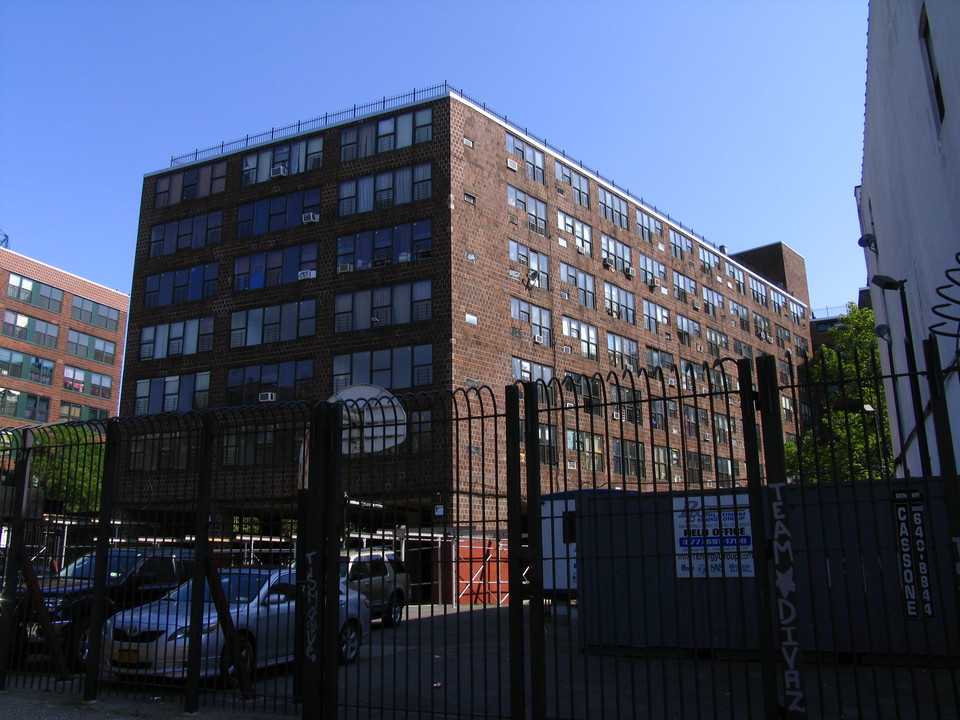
{"left": 340, "top": 549, "right": 410, "bottom": 627}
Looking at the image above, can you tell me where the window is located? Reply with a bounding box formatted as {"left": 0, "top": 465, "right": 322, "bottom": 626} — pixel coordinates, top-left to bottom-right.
{"left": 706, "top": 328, "right": 728, "bottom": 358}
{"left": 726, "top": 264, "right": 746, "bottom": 294}
{"left": 0, "top": 388, "right": 20, "bottom": 417}
{"left": 685, "top": 450, "right": 711, "bottom": 485}
{"left": 150, "top": 210, "right": 222, "bottom": 257}
{"left": 794, "top": 334, "right": 809, "bottom": 357}
{"left": 637, "top": 209, "right": 662, "bottom": 242}
{"left": 771, "top": 289, "right": 787, "bottom": 316}
{"left": 338, "top": 219, "right": 432, "bottom": 271}
{"left": 670, "top": 229, "right": 692, "bottom": 260}
{"left": 611, "top": 384, "right": 643, "bottom": 424}
{"left": 332, "top": 344, "right": 433, "bottom": 391}
{"left": 562, "top": 317, "right": 599, "bottom": 360}
{"left": 716, "top": 457, "right": 734, "bottom": 487}
{"left": 506, "top": 132, "right": 545, "bottom": 183}
{"left": 0, "top": 349, "right": 24, "bottom": 380}
{"left": 781, "top": 395, "right": 795, "bottom": 423}
{"left": 698, "top": 246, "right": 721, "bottom": 275}
{"left": 775, "top": 324, "right": 791, "bottom": 350}
{"left": 702, "top": 287, "right": 724, "bottom": 316}
{"left": 510, "top": 298, "right": 552, "bottom": 344}
{"left": 674, "top": 272, "right": 697, "bottom": 303}
{"left": 28, "top": 356, "right": 54, "bottom": 385}
{"left": 789, "top": 300, "right": 806, "bottom": 325}
{"left": 637, "top": 253, "right": 666, "bottom": 285}
{"left": 734, "top": 339, "right": 753, "bottom": 359}
{"left": 729, "top": 299, "right": 750, "bottom": 331}
{"left": 2, "top": 310, "right": 58, "bottom": 349}
{"left": 676, "top": 314, "right": 701, "bottom": 347}
{"left": 683, "top": 405, "right": 709, "bottom": 437}
{"left": 335, "top": 281, "right": 433, "bottom": 332}
{"left": 63, "top": 365, "right": 86, "bottom": 393}
{"left": 67, "top": 329, "right": 116, "bottom": 365}
{"left": 339, "top": 107, "right": 432, "bottom": 162}
{"left": 607, "top": 332, "right": 639, "bottom": 371}
{"left": 643, "top": 300, "right": 669, "bottom": 335}
{"left": 139, "top": 317, "right": 214, "bottom": 360}
{"left": 339, "top": 163, "right": 432, "bottom": 216}
{"left": 7, "top": 274, "right": 64, "bottom": 313}
{"left": 512, "top": 357, "right": 555, "bottom": 406}
{"left": 557, "top": 211, "right": 593, "bottom": 255}
{"left": 565, "top": 372, "right": 603, "bottom": 414}
{"left": 154, "top": 161, "right": 226, "bottom": 208}
{"left": 559, "top": 263, "right": 595, "bottom": 308}
{"left": 510, "top": 240, "right": 550, "bottom": 290}
{"left": 920, "top": 5, "right": 945, "bottom": 125}
{"left": 238, "top": 188, "right": 322, "bottom": 238}
{"left": 713, "top": 413, "right": 732, "bottom": 444}
{"left": 556, "top": 162, "right": 590, "bottom": 207}
{"left": 653, "top": 444, "right": 681, "bottom": 483}
{"left": 613, "top": 439, "right": 645, "bottom": 479}
{"left": 750, "top": 277, "right": 768, "bottom": 307}
{"left": 134, "top": 372, "right": 210, "bottom": 414}
{"left": 598, "top": 187, "right": 629, "bottom": 229}
{"left": 601, "top": 233, "right": 632, "bottom": 272}
{"left": 230, "top": 300, "right": 316, "bottom": 347}
{"left": 59, "top": 402, "right": 107, "bottom": 422}
{"left": 508, "top": 185, "right": 547, "bottom": 235}
{"left": 753, "top": 312, "right": 772, "bottom": 341}
{"left": 235, "top": 243, "right": 318, "bottom": 291}
{"left": 23, "top": 394, "right": 50, "bottom": 422}
{"left": 604, "top": 283, "right": 635, "bottom": 324}
{"left": 71, "top": 296, "right": 121, "bottom": 331}
{"left": 226, "top": 360, "right": 314, "bottom": 405}
{"left": 647, "top": 347, "right": 675, "bottom": 375}
{"left": 144, "top": 263, "right": 218, "bottom": 308}
{"left": 90, "top": 372, "right": 112, "bottom": 399}
{"left": 242, "top": 135, "right": 325, "bottom": 185}
{"left": 566, "top": 430, "right": 605, "bottom": 471}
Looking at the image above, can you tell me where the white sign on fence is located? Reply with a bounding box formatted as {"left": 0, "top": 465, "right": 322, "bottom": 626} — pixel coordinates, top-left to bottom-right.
{"left": 673, "top": 494, "right": 754, "bottom": 578}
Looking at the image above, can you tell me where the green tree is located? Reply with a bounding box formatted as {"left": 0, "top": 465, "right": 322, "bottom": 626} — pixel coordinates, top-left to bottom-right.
{"left": 785, "top": 303, "right": 892, "bottom": 482}
{"left": 29, "top": 423, "right": 106, "bottom": 515}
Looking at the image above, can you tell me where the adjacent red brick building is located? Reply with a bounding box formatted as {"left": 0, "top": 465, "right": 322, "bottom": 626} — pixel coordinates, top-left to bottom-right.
{"left": 0, "top": 248, "right": 128, "bottom": 426}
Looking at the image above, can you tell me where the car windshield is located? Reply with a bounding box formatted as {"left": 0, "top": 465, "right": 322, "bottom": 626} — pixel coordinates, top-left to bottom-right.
{"left": 163, "top": 572, "right": 269, "bottom": 606}
{"left": 58, "top": 551, "right": 144, "bottom": 581}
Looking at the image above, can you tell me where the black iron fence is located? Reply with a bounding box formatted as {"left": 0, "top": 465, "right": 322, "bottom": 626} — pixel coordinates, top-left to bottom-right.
{"left": 0, "top": 351, "right": 958, "bottom": 719}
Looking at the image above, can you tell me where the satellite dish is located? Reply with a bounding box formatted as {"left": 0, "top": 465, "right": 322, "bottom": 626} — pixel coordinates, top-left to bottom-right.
{"left": 327, "top": 384, "right": 407, "bottom": 455}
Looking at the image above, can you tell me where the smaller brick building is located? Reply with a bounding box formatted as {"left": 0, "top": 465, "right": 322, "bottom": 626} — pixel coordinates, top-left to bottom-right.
{"left": 0, "top": 247, "right": 129, "bottom": 426}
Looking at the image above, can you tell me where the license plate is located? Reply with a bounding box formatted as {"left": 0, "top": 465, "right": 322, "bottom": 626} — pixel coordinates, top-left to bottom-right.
{"left": 118, "top": 649, "right": 139, "bottom": 664}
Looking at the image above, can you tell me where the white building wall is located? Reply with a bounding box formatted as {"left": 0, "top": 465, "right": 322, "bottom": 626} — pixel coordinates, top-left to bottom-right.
{"left": 858, "top": 0, "right": 960, "bottom": 475}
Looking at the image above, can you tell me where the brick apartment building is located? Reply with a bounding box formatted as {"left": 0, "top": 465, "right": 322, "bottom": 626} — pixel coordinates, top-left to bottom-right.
{"left": 0, "top": 248, "right": 128, "bottom": 426}
{"left": 122, "top": 83, "right": 812, "bottom": 527}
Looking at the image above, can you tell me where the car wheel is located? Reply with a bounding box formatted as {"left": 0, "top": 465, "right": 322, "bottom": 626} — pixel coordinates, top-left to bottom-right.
{"left": 383, "top": 593, "right": 404, "bottom": 628}
{"left": 220, "top": 635, "right": 255, "bottom": 689}
{"left": 339, "top": 621, "right": 361, "bottom": 664}
{"left": 66, "top": 619, "right": 92, "bottom": 672}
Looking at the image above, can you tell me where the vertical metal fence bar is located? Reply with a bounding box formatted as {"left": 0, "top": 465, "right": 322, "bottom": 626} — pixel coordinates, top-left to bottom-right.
{"left": 523, "top": 381, "right": 546, "bottom": 720}
{"left": 82, "top": 421, "right": 118, "bottom": 701}
{"left": 505, "top": 384, "right": 527, "bottom": 720}
{"left": 319, "top": 401, "right": 344, "bottom": 720}
{"left": 737, "top": 358, "right": 780, "bottom": 719}
{"left": 0, "top": 429, "right": 32, "bottom": 688}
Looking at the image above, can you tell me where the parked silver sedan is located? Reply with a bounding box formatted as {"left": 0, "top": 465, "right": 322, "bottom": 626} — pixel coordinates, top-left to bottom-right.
{"left": 103, "top": 568, "right": 370, "bottom": 684}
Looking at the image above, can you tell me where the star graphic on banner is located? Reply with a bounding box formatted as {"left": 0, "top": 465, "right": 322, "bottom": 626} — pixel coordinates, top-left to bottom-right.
{"left": 776, "top": 567, "right": 796, "bottom": 598}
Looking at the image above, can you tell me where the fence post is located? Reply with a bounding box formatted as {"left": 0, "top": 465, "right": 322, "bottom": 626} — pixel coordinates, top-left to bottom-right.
{"left": 737, "top": 359, "right": 780, "bottom": 719}
{"left": 505, "top": 384, "right": 526, "bottom": 720}
{"left": 0, "top": 428, "right": 33, "bottom": 687}
{"left": 83, "top": 420, "right": 120, "bottom": 701}
{"left": 523, "top": 381, "right": 546, "bottom": 720}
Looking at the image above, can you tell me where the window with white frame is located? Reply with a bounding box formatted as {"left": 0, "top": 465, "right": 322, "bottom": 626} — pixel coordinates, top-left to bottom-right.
{"left": 562, "top": 316, "right": 599, "bottom": 360}
{"left": 509, "top": 185, "right": 547, "bottom": 235}
{"left": 604, "top": 283, "right": 635, "bottom": 324}
{"left": 510, "top": 297, "right": 552, "bottom": 344}
{"left": 557, "top": 210, "right": 593, "bottom": 255}
{"left": 506, "top": 132, "right": 545, "bottom": 183}
{"left": 598, "top": 187, "right": 629, "bottom": 229}
{"left": 555, "top": 162, "right": 590, "bottom": 207}
{"left": 559, "top": 263, "right": 595, "bottom": 308}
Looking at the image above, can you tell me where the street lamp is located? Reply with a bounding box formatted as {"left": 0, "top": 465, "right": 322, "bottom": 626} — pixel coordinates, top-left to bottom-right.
{"left": 871, "top": 275, "right": 932, "bottom": 476}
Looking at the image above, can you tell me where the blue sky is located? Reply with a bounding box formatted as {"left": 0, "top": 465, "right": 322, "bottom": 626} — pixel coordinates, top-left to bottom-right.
{"left": 0, "top": 0, "right": 868, "bottom": 314}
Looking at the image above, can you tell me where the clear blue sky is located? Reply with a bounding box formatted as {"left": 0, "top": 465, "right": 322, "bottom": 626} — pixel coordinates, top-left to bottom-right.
{"left": 0, "top": 0, "right": 868, "bottom": 314}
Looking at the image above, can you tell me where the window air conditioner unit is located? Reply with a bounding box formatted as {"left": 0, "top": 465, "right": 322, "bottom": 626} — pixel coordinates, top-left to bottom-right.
{"left": 673, "top": 474, "right": 683, "bottom": 484}
{"left": 562, "top": 345, "right": 572, "bottom": 354}
{"left": 297, "top": 269, "right": 317, "bottom": 280}
{"left": 506, "top": 158, "right": 519, "bottom": 171}
{"left": 624, "top": 363, "right": 636, "bottom": 374}
{"left": 509, "top": 214, "right": 519, "bottom": 225}
{"left": 398, "top": 252, "right": 412, "bottom": 263}
{"left": 518, "top": 255, "right": 528, "bottom": 265}
{"left": 625, "top": 267, "right": 636, "bottom": 279}
{"left": 692, "top": 300, "right": 701, "bottom": 310}
{"left": 576, "top": 244, "right": 586, "bottom": 255}
{"left": 612, "top": 411, "right": 621, "bottom": 421}
{"left": 533, "top": 334, "right": 545, "bottom": 345}
{"left": 337, "top": 263, "right": 354, "bottom": 274}
{"left": 668, "top": 378, "right": 677, "bottom": 386}
{"left": 270, "top": 165, "right": 288, "bottom": 178}
{"left": 567, "top": 460, "right": 578, "bottom": 470}
{"left": 703, "top": 433, "right": 712, "bottom": 442}
{"left": 258, "top": 392, "right": 277, "bottom": 402}
{"left": 302, "top": 212, "right": 319, "bottom": 224}
{"left": 603, "top": 258, "right": 614, "bottom": 269}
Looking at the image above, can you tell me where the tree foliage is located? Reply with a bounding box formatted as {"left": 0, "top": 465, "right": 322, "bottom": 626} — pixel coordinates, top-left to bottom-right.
{"left": 785, "top": 304, "right": 893, "bottom": 482}
{"left": 29, "top": 423, "right": 106, "bottom": 515}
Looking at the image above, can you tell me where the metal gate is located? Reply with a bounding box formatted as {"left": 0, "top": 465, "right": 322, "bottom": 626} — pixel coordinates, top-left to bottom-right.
{"left": 1, "top": 349, "right": 958, "bottom": 719}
